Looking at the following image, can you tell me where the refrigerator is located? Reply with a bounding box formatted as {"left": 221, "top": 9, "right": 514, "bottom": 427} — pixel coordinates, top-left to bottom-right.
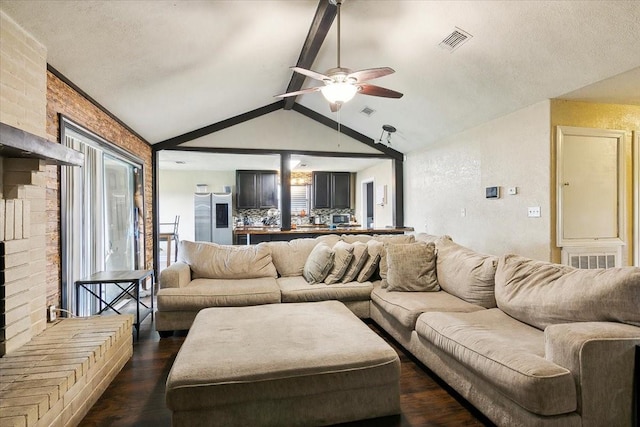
{"left": 194, "top": 192, "right": 233, "bottom": 245}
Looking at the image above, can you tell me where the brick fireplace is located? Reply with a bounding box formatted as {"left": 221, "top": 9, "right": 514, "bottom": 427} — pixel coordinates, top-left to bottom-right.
{"left": 1, "top": 11, "right": 153, "bottom": 356}
{"left": 0, "top": 11, "right": 82, "bottom": 355}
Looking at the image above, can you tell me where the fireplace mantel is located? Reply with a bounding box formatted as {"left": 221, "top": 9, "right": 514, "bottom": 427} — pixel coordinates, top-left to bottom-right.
{"left": 0, "top": 122, "right": 83, "bottom": 166}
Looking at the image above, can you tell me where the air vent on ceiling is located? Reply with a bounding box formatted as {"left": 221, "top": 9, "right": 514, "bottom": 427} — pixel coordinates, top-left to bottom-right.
{"left": 360, "top": 106, "right": 376, "bottom": 117}
{"left": 439, "top": 27, "right": 472, "bottom": 52}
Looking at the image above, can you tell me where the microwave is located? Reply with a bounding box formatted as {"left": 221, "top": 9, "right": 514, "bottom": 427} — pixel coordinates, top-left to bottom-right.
{"left": 331, "top": 214, "right": 350, "bottom": 225}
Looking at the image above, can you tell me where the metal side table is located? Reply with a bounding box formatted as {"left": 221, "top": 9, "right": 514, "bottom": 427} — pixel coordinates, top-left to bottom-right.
{"left": 75, "top": 269, "right": 155, "bottom": 339}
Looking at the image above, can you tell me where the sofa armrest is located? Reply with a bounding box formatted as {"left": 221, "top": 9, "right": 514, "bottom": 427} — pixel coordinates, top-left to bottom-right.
{"left": 159, "top": 262, "right": 192, "bottom": 289}
{"left": 545, "top": 322, "right": 640, "bottom": 427}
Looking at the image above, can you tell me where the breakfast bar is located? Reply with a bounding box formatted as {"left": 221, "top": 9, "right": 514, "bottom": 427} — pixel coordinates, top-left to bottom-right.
{"left": 233, "top": 226, "right": 415, "bottom": 244}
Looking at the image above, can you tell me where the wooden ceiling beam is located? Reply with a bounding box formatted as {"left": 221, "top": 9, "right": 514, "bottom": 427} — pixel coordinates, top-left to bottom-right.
{"left": 283, "top": 0, "right": 337, "bottom": 110}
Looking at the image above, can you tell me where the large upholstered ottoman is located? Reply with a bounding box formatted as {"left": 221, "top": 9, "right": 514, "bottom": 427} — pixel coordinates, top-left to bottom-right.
{"left": 165, "top": 301, "right": 401, "bottom": 426}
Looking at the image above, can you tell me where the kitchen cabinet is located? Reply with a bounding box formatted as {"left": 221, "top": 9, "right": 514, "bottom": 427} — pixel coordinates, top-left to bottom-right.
{"left": 236, "top": 170, "right": 278, "bottom": 209}
{"left": 312, "top": 172, "right": 351, "bottom": 209}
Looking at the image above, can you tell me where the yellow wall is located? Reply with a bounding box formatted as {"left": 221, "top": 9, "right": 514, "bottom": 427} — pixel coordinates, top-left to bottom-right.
{"left": 550, "top": 100, "right": 640, "bottom": 264}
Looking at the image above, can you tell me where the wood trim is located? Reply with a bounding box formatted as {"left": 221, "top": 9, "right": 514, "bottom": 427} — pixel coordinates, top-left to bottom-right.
{"left": 280, "top": 153, "right": 292, "bottom": 231}
{"left": 152, "top": 150, "right": 160, "bottom": 276}
{"left": 153, "top": 101, "right": 284, "bottom": 151}
{"left": 291, "top": 103, "right": 404, "bottom": 161}
{"left": 47, "top": 64, "right": 151, "bottom": 146}
{"left": 283, "top": 0, "right": 337, "bottom": 110}
{"left": 392, "top": 158, "right": 404, "bottom": 227}
{"left": 161, "top": 145, "right": 389, "bottom": 159}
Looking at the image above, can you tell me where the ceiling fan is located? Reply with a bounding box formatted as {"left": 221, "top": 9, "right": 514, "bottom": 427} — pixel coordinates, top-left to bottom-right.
{"left": 275, "top": 0, "right": 403, "bottom": 112}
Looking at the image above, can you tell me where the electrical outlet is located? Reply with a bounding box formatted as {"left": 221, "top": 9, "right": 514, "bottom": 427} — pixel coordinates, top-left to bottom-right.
{"left": 460, "top": 208, "right": 466, "bottom": 217}
{"left": 527, "top": 206, "right": 541, "bottom": 218}
{"left": 48, "top": 305, "right": 56, "bottom": 322}
{"left": 508, "top": 187, "right": 518, "bottom": 195}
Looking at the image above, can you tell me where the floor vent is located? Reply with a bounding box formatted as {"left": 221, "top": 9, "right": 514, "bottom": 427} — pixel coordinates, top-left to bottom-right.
{"left": 561, "top": 246, "right": 621, "bottom": 269}
{"left": 439, "top": 27, "right": 472, "bottom": 52}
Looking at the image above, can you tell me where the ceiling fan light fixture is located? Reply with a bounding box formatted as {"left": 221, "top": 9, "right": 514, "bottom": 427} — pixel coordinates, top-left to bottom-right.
{"left": 320, "top": 82, "right": 358, "bottom": 104}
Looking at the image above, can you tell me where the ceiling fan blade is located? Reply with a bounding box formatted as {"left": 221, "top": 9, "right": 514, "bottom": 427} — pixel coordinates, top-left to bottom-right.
{"left": 348, "top": 67, "right": 395, "bottom": 82}
{"left": 274, "top": 87, "right": 322, "bottom": 98}
{"left": 290, "top": 66, "right": 330, "bottom": 82}
{"left": 358, "top": 83, "right": 404, "bottom": 99}
{"left": 329, "top": 102, "right": 342, "bottom": 113}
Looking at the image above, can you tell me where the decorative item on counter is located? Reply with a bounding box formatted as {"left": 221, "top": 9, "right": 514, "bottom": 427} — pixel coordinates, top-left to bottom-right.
{"left": 300, "top": 209, "right": 306, "bottom": 217}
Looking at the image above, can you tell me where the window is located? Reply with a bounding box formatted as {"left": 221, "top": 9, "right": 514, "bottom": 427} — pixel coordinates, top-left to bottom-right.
{"left": 291, "top": 185, "right": 310, "bottom": 215}
{"left": 60, "top": 117, "right": 144, "bottom": 315}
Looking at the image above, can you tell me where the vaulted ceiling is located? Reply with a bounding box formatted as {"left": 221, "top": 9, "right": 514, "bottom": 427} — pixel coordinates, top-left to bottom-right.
{"left": 2, "top": 0, "right": 639, "bottom": 158}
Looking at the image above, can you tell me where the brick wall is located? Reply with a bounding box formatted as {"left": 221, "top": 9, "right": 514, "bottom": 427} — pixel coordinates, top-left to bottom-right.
{"left": 1, "top": 11, "right": 49, "bottom": 354}
{"left": 0, "top": 11, "right": 47, "bottom": 139}
{"left": 45, "top": 71, "right": 153, "bottom": 307}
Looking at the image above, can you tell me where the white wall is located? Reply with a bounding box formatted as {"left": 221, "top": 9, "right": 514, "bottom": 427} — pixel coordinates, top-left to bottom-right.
{"left": 356, "top": 159, "right": 394, "bottom": 228}
{"left": 405, "top": 101, "right": 551, "bottom": 260}
{"left": 159, "top": 169, "right": 235, "bottom": 241}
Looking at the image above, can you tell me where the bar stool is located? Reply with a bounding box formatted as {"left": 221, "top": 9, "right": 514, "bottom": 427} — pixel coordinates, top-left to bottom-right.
{"left": 159, "top": 215, "right": 180, "bottom": 267}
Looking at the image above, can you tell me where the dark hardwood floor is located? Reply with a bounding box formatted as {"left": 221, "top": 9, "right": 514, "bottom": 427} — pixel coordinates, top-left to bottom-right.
{"left": 81, "top": 315, "right": 494, "bottom": 427}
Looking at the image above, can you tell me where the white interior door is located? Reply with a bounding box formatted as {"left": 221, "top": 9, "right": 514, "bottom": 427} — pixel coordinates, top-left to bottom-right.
{"left": 557, "top": 126, "right": 626, "bottom": 248}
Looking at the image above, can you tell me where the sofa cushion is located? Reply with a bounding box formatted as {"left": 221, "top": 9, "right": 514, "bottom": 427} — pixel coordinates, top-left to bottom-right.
{"left": 268, "top": 238, "right": 320, "bottom": 277}
{"left": 357, "top": 240, "right": 383, "bottom": 282}
{"left": 341, "top": 242, "right": 369, "bottom": 283}
{"left": 342, "top": 234, "right": 373, "bottom": 244}
{"left": 386, "top": 242, "right": 439, "bottom": 292}
{"left": 303, "top": 243, "right": 334, "bottom": 284}
{"left": 435, "top": 239, "right": 498, "bottom": 308}
{"left": 180, "top": 241, "right": 277, "bottom": 279}
{"left": 415, "top": 309, "right": 577, "bottom": 416}
{"left": 278, "top": 276, "right": 373, "bottom": 303}
{"left": 495, "top": 254, "right": 640, "bottom": 329}
{"left": 324, "top": 241, "right": 355, "bottom": 284}
{"left": 157, "top": 277, "right": 281, "bottom": 310}
{"left": 413, "top": 233, "right": 452, "bottom": 243}
{"left": 371, "top": 285, "right": 484, "bottom": 329}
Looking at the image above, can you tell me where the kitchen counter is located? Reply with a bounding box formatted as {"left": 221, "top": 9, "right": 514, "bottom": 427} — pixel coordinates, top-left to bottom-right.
{"left": 233, "top": 226, "right": 415, "bottom": 244}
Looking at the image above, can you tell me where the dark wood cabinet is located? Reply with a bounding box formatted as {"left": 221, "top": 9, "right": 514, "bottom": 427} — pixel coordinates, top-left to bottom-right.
{"left": 312, "top": 171, "right": 351, "bottom": 209}
{"left": 312, "top": 172, "right": 331, "bottom": 209}
{"left": 259, "top": 172, "right": 278, "bottom": 208}
{"left": 236, "top": 170, "right": 278, "bottom": 209}
{"left": 331, "top": 172, "right": 351, "bottom": 209}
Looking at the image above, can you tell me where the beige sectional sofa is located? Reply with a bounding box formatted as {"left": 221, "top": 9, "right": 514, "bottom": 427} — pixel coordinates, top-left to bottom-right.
{"left": 157, "top": 233, "right": 640, "bottom": 427}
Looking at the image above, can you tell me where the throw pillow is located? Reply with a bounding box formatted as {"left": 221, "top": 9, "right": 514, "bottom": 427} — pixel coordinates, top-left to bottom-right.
{"left": 357, "top": 240, "right": 384, "bottom": 282}
{"left": 386, "top": 242, "right": 440, "bottom": 292}
{"left": 341, "top": 242, "right": 369, "bottom": 283}
{"left": 435, "top": 238, "right": 498, "bottom": 308}
{"left": 374, "top": 234, "right": 416, "bottom": 281}
{"left": 324, "top": 241, "right": 355, "bottom": 284}
{"left": 495, "top": 254, "right": 640, "bottom": 329}
{"left": 302, "top": 243, "right": 335, "bottom": 284}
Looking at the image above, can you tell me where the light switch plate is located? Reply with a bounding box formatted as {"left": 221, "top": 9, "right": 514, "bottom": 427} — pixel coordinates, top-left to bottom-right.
{"left": 528, "top": 206, "right": 541, "bottom": 217}
{"left": 508, "top": 187, "right": 518, "bottom": 195}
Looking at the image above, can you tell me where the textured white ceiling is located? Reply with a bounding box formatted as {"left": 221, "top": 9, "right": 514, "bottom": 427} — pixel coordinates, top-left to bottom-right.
{"left": 2, "top": 0, "right": 639, "bottom": 158}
